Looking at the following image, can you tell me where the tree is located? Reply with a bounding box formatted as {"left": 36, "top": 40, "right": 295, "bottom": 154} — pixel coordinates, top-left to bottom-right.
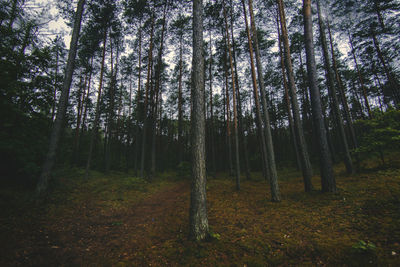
{"left": 248, "top": 0, "right": 280, "bottom": 201}
{"left": 316, "top": 0, "right": 354, "bottom": 175}
{"left": 36, "top": 0, "right": 86, "bottom": 195}
{"left": 222, "top": 0, "right": 240, "bottom": 190}
{"left": 189, "top": 0, "right": 209, "bottom": 241}
{"left": 303, "top": 0, "right": 336, "bottom": 193}
{"left": 277, "top": 0, "right": 313, "bottom": 192}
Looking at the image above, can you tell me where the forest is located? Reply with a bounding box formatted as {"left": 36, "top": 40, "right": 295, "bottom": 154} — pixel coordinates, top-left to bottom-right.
{"left": 1, "top": 0, "right": 400, "bottom": 265}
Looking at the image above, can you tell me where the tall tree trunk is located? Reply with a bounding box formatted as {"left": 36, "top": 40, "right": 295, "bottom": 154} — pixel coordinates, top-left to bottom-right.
{"left": 229, "top": 1, "right": 251, "bottom": 180}
{"left": 189, "top": 0, "right": 209, "bottom": 241}
{"left": 81, "top": 57, "right": 93, "bottom": 132}
{"left": 223, "top": 58, "right": 234, "bottom": 177}
{"left": 223, "top": 0, "right": 240, "bottom": 190}
{"left": 105, "top": 38, "right": 119, "bottom": 173}
{"left": 126, "top": 76, "right": 133, "bottom": 172}
{"left": 242, "top": 0, "right": 270, "bottom": 184}
{"left": 348, "top": 32, "right": 372, "bottom": 118}
{"left": 134, "top": 21, "right": 142, "bottom": 176}
{"left": 371, "top": 30, "right": 400, "bottom": 106}
{"left": 317, "top": 0, "right": 353, "bottom": 175}
{"left": 178, "top": 36, "right": 184, "bottom": 164}
{"left": 52, "top": 47, "right": 59, "bottom": 121}
{"left": 278, "top": 0, "right": 313, "bottom": 192}
{"left": 36, "top": 0, "right": 86, "bottom": 195}
{"left": 208, "top": 33, "right": 216, "bottom": 177}
{"left": 303, "top": 0, "right": 336, "bottom": 193}
{"left": 85, "top": 29, "right": 107, "bottom": 178}
{"left": 150, "top": 2, "right": 168, "bottom": 177}
{"left": 276, "top": 14, "right": 301, "bottom": 171}
{"left": 327, "top": 21, "right": 358, "bottom": 150}
{"left": 140, "top": 13, "right": 155, "bottom": 179}
{"left": 72, "top": 73, "right": 86, "bottom": 164}
{"left": 249, "top": 0, "right": 280, "bottom": 201}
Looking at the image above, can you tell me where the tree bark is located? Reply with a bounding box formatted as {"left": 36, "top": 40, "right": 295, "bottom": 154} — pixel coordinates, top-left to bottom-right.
{"left": 36, "top": 0, "right": 86, "bottom": 195}
{"left": 249, "top": 0, "right": 280, "bottom": 201}
{"left": 223, "top": 57, "right": 234, "bottom": 177}
{"left": 223, "top": 0, "right": 240, "bottom": 190}
{"left": 150, "top": 2, "right": 168, "bottom": 177}
{"left": 178, "top": 36, "right": 184, "bottom": 164}
{"left": 303, "top": 0, "right": 336, "bottom": 193}
{"left": 189, "top": 0, "right": 209, "bottom": 241}
{"left": 134, "top": 21, "right": 142, "bottom": 176}
{"left": 317, "top": 0, "right": 354, "bottom": 175}
{"left": 241, "top": 0, "right": 270, "bottom": 184}
{"left": 276, "top": 14, "right": 301, "bottom": 171}
{"left": 230, "top": 0, "right": 251, "bottom": 180}
{"left": 371, "top": 30, "right": 400, "bottom": 106}
{"left": 208, "top": 33, "right": 216, "bottom": 177}
{"left": 348, "top": 32, "right": 372, "bottom": 118}
{"left": 327, "top": 21, "right": 358, "bottom": 150}
{"left": 278, "top": 0, "right": 313, "bottom": 192}
{"left": 85, "top": 29, "right": 107, "bottom": 179}
{"left": 51, "top": 47, "right": 59, "bottom": 121}
{"left": 140, "top": 13, "right": 155, "bottom": 179}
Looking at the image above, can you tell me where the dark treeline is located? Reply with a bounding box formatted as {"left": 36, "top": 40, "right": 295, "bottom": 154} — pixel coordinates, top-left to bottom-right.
{"left": 1, "top": 0, "right": 400, "bottom": 240}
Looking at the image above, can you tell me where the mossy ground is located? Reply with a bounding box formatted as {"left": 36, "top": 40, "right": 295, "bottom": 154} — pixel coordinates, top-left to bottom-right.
{"left": 1, "top": 156, "right": 400, "bottom": 266}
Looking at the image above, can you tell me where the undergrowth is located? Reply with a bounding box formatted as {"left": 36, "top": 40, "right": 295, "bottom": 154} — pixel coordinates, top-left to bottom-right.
{"left": 0, "top": 156, "right": 400, "bottom": 266}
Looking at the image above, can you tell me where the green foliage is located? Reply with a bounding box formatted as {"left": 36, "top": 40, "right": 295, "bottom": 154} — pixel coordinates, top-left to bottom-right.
{"left": 354, "top": 109, "right": 400, "bottom": 164}
{"left": 352, "top": 240, "right": 377, "bottom": 252}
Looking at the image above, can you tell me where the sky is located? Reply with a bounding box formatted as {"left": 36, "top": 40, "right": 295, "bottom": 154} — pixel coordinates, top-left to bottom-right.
{"left": 29, "top": 0, "right": 71, "bottom": 48}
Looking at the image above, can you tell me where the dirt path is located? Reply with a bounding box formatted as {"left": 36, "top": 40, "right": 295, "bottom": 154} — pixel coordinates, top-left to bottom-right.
{"left": 9, "top": 181, "right": 190, "bottom": 266}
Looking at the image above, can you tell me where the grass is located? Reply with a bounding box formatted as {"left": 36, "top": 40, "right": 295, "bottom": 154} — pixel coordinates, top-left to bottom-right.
{"left": 1, "top": 156, "right": 400, "bottom": 266}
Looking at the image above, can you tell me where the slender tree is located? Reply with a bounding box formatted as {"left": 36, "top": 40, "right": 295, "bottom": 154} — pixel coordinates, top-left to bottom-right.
{"left": 222, "top": 0, "right": 240, "bottom": 190}
{"left": 317, "top": 0, "right": 353, "bottom": 174}
{"left": 85, "top": 30, "right": 108, "bottom": 178}
{"left": 189, "top": 0, "right": 209, "bottom": 241}
{"left": 303, "top": 0, "right": 335, "bottom": 193}
{"left": 277, "top": 0, "right": 313, "bottom": 192}
{"left": 249, "top": 0, "right": 280, "bottom": 201}
{"left": 36, "top": 0, "right": 86, "bottom": 195}
{"left": 276, "top": 14, "right": 301, "bottom": 171}
{"left": 241, "top": 0, "right": 270, "bottom": 191}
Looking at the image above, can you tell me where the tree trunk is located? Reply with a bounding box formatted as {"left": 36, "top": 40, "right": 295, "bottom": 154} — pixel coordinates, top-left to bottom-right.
{"left": 134, "top": 21, "right": 142, "bottom": 176}
{"left": 72, "top": 73, "right": 86, "bottom": 164}
{"left": 278, "top": 0, "right": 313, "bottom": 192}
{"left": 85, "top": 29, "right": 107, "bottom": 178}
{"left": 229, "top": 1, "right": 251, "bottom": 180}
{"left": 150, "top": 3, "right": 168, "bottom": 177}
{"left": 327, "top": 21, "right": 358, "bottom": 150}
{"left": 371, "top": 30, "right": 400, "bottom": 106}
{"left": 223, "top": 59, "right": 234, "bottom": 177}
{"left": 241, "top": 0, "right": 270, "bottom": 184}
{"left": 189, "top": 0, "right": 209, "bottom": 241}
{"left": 249, "top": 0, "right": 280, "bottom": 201}
{"left": 223, "top": 0, "right": 240, "bottom": 190}
{"left": 348, "top": 32, "right": 372, "bottom": 118}
{"left": 317, "top": 0, "right": 354, "bottom": 175}
{"left": 140, "top": 13, "right": 155, "bottom": 179}
{"left": 303, "top": 0, "right": 336, "bottom": 193}
{"left": 105, "top": 37, "right": 118, "bottom": 173}
{"left": 276, "top": 14, "right": 301, "bottom": 171}
{"left": 36, "top": 0, "right": 86, "bottom": 195}
{"left": 208, "top": 33, "right": 216, "bottom": 177}
{"left": 52, "top": 47, "right": 59, "bottom": 121}
{"left": 178, "top": 36, "right": 184, "bottom": 164}
{"left": 80, "top": 57, "right": 93, "bottom": 133}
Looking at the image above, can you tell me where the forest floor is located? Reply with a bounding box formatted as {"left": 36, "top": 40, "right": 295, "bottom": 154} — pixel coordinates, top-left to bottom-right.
{"left": 1, "top": 157, "right": 400, "bottom": 266}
